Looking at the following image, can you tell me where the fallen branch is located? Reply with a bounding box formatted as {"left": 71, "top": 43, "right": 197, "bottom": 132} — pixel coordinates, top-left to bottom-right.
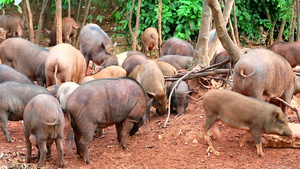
{"left": 273, "top": 97, "right": 300, "bottom": 123}
{"left": 165, "top": 69, "right": 230, "bottom": 81}
{"left": 163, "top": 66, "right": 201, "bottom": 128}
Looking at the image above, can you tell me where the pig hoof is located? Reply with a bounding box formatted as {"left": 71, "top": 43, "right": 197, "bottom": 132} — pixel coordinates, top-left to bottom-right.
{"left": 122, "top": 145, "right": 128, "bottom": 150}
{"left": 206, "top": 146, "right": 220, "bottom": 157}
{"left": 8, "top": 138, "right": 14, "bottom": 143}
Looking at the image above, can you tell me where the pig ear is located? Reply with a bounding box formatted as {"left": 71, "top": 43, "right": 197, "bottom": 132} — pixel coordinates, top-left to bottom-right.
{"left": 272, "top": 111, "right": 280, "bottom": 119}
{"left": 186, "top": 91, "right": 194, "bottom": 96}
{"left": 146, "top": 92, "right": 156, "bottom": 99}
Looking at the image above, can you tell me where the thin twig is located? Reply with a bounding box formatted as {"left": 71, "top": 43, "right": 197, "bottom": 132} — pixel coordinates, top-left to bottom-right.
{"left": 273, "top": 97, "right": 300, "bottom": 123}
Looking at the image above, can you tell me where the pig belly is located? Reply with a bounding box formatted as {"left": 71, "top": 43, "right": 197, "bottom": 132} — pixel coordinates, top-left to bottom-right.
{"left": 218, "top": 116, "right": 251, "bottom": 131}
{"left": 29, "top": 134, "right": 38, "bottom": 146}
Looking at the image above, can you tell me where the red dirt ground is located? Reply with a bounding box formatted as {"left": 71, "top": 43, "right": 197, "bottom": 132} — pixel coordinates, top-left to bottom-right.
{"left": 1, "top": 89, "right": 300, "bottom": 168}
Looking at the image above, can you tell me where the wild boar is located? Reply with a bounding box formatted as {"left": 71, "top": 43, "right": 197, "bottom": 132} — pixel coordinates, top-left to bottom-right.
{"left": 157, "top": 55, "right": 193, "bottom": 70}
{"left": 167, "top": 81, "right": 192, "bottom": 115}
{"left": 49, "top": 17, "right": 79, "bottom": 46}
{"left": 0, "top": 27, "right": 6, "bottom": 42}
{"left": 82, "top": 66, "right": 126, "bottom": 83}
{"left": 140, "top": 27, "right": 158, "bottom": 58}
{"left": 268, "top": 41, "right": 300, "bottom": 68}
{"left": 121, "top": 54, "right": 148, "bottom": 76}
{"left": 80, "top": 23, "right": 116, "bottom": 72}
{"left": 0, "top": 64, "right": 33, "bottom": 84}
{"left": 0, "top": 81, "right": 52, "bottom": 142}
{"left": 203, "top": 89, "right": 292, "bottom": 157}
{"left": 0, "top": 38, "right": 49, "bottom": 86}
{"left": 45, "top": 43, "right": 87, "bottom": 88}
{"left": 0, "top": 15, "right": 25, "bottom": 38}
{"left": 57, "top": 82, "right": 79, "bottom": 113}
{"left": 233, "top": 49, "right": 294, "bottom": 113}
{"left": 65, "top": 77, "right": 153, "bottom": 164}
{"left": 209, "top": 51, "right": 230, "bottom": 69}
{"left": 134, "top": 60, "right": 167, "bottom": 116}
{"left": 23, "top": 94, "right": 65, "bottom": 168}
{"left": 161, "top": 37, "right": 194, "bottom": 57}
{"left": 100, "top": 51, "right": 145, "bottom": 69}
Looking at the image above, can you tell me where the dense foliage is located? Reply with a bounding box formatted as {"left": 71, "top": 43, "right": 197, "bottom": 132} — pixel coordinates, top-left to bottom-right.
{"left": 113, "top": 0, "right": 203, "bottom": 44}
{"left": 113, "top": 0, "right": 295, "bottom": 45}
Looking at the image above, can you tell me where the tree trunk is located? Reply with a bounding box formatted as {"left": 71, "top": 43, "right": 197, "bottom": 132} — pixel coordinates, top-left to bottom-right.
{"left": 132, "top": 0, "right": 141, "bottom": 51}
{"left": 276, "top": 20, "right": 286, "bottom": 42}
{"left": 44, "top": 0, "right": 52, "bottom": 30}
{"left": 75, "top": 0, "right": 92, "bottom": 48}
{"left": 75, "top": 0, "right": 82, "bottom": 23}
{"left": 68, "top": 0, "right": 71, "bottom": 17}
{"left": 56, "top": 0, "right": 63, "bottom": 44}
{"left": 193, "top": 0, "right": 211, "bottom": 68}
{"left": 289, "top": 0, "right": 296, "bottom": 42}
{"left": 128, "top": 0, "right": 135, "bottom": 49}
{"left": 297, "top": 0, "right": 300, "bottom": 41}
{"left": 232, "top": 1, "right": 240, "bottom": 45}
{"left": 207, "top": 0, "right": 242, "bottom": 64}
{"left": 207, "top": 0, "right": 234, "bottom": 61}
{"left": 158, "top": 0, "right": 162, "bottom": 56}
{"left": 25, "top": 0, "right": 34, "bottom": 42}
{"left": 263, "top": 2, "right": 277, "bottom": 46}
{"left": 21, "top": 2, "right": 29, "bottom": 30}
{"left": 36, "top": 0, "right": 49, "bottom": 43}
{"left": 228, "top": 17, "right": 237, "bottom": 44}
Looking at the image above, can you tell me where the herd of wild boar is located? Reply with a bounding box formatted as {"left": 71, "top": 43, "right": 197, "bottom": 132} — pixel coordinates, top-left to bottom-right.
{"left": 0, "top": 14, "right": 299, "bottom": 167}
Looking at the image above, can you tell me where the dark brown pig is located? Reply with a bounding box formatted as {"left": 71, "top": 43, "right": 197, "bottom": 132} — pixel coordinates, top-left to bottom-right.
{"left": 121, "top": 54, "right": 148, "bottom": 75}
{"left": 65, "top": 77, "right": 153, "bottom": 164}
{"left": 0, "top": 15, "right": 24, "bottom": 38}
{"left": 203, "top": 89, "right": 292, "bottom": 157}
{"left": 0, "top": 64, "right": 33, "bottom": 84}
{"left": 161, "top": 37, "right": 194, "bottom": 57}
{"left": 80, "top": 23, "right": 116, "bottom": 73}
{"left": 45, "top": 43, "right": 87, "bottom": 87}
{"left": 23, "top": 94, "right": 65, "bottom": 168}
{"left": 0, "top": 38, "right": 49, "bottom": 86}
{"left": 294, "top": 76, "right": 300, "bottom": 95}
{"left": 167, "top": 81, "right": 192, "bottom": 115}
{"left": 100, "top": 51, "right": 145, "bottom": 69}
{"left": 268, "top": 41, "right": 300, "bottom": 68}
{"left": 233, "top": 49, "right": 294, "bottom": 113}
{"left": 140, "top": 27, "right": 158, "bottom": 58}
{"left": 49, "top": 17, "right": 79, "bottom": 46}
{"left": 0, "top": 81, "right": 52, "bottom": 142}
{"left": 134, "top": 60, "right": 167, "bottom": 116}
{"left": 209, "top": 51, "right": 230, "bottom": 69}
{"left": 157, "top": 55, "right": 193, "bottom": 70}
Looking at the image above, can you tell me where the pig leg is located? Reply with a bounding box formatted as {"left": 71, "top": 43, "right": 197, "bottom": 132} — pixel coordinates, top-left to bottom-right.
{"left": 46, "top": 146, "right": 52, "bottom": 158}
{"left": 130, "top": 119, "right": 144, "bottom": 136}
{"left": 250, "top": 129, "right": 264, "bottom": 157}
{"left": 115, "top": 123, "right": 123, "bottom": 143}
{"left": 74, "top": 132, "right": 83, "bottom": 157}
{"left": 0, "top": 114, "right": 13, "bottom": 142}
{"left": 80, "top": 131, "right": 94, "bottom": 164}
{"left": 23, "top": 128, "right": 32, "bottom": 163}
{"left": 203, "top": 112, "right": 218, "bottom": 146}
{"left": 120, "top": 118, "right": 135, "bottom": 150}
{"left": 37, "top": 141, "right": 47, "bottom": 168}
{"left": 55, "top": 137, "right": 65, "bottom": 167}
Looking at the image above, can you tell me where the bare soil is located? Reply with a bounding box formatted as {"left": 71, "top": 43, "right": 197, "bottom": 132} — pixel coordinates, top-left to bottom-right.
{"left": 1, "top": 90, "right": 300, "bottom": 168}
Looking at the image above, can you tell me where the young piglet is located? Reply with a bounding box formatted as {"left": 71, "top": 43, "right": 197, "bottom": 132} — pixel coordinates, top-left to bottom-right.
{"left": 23, "top": 94, "right": 65, "bottom": 168}
{"left": 203, "top": 89, "right": 292, "bottom": 157}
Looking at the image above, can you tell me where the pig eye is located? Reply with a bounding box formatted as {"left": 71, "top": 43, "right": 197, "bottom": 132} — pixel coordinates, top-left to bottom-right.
{"left": 278, "top": 119, "right": 284, "bottom": 124}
